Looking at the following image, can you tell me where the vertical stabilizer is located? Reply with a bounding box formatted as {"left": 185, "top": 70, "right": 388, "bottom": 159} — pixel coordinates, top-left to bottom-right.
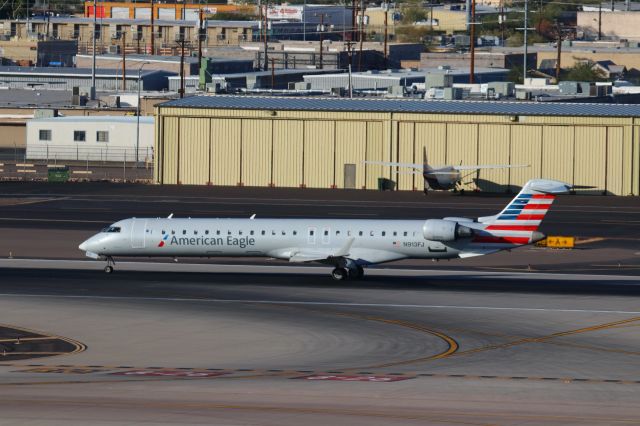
{"left": 473, "top": 179, "right": 570, "bottom": 247}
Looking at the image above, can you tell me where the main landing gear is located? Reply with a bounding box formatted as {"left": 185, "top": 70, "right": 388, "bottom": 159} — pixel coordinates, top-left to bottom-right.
{"left": 104, "top": 256, "right": 115, "bottom": 274}
{"left": 331, "top": 265, "right": 364, "bottom": 281}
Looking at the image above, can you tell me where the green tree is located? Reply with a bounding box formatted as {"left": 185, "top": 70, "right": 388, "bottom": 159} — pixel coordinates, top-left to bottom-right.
{"left": 564, "top": 60, "right": 607, "bottom": 81}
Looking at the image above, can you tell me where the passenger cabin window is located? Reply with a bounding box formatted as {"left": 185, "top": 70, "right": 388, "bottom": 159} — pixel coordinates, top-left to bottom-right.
{"left": 282, "top": 231, "right": 286, "bottom": 235}
{"left": 205, "top": 230, "right": 209, "bottom": 235}
{"left": 250, "top": 230, "right": 254, "bottom": 235}
{"left": 161, "top": 230, "right": 166, "bottom": 235}
{"left": 324, "top": 230, "right": 329, "bottom": 236}
{"left": 182, "top": 230, "right": 187, "bottom": 235}
{"left": 370, "top": 231, "right": 374, "bottom": 236}
{"left": 359, "top": 231, "right": 363, "bottom": 236}
{"left": 293, "top": 230, "right": 297, "bottom": 236}
{"left": 403, "top": 231, "right": 408, "bottom": 236}
{"left": 73, "top": 130, "right": 86, "bottom": 142}
{"left": 171, "top": 230, "right": 175, "bottom": 235}
{"left": 216, "top": 230, "right": 220, "bottom": 235}
{"left": 309, "top": 230, "right": 314, "bottom": 236}
{"left": 194, "top": 230, "right": 198, "bottom": 235}
{"left": 393, "top": 231, "right": 397, "bottom": 236}
{"left": 261, "top": 230, "right": 266, "bottom": 235}
{"left": 239, "top": 230, "right": 243, "bottom": 235}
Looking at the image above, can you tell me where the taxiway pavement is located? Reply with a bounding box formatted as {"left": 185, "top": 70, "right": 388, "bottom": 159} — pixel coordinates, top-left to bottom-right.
{"left": 0, "top": 264, "right": 639, "bottom": 425}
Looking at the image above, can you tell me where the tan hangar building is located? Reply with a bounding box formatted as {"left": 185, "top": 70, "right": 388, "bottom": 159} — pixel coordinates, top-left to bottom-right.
{"left": 154, "top": 97, "right": 640, "bottom": 195}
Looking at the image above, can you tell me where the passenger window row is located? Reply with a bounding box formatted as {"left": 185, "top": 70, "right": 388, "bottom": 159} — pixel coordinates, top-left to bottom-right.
{"left": 159, "top": 230, "right": 415, "bottom": 237}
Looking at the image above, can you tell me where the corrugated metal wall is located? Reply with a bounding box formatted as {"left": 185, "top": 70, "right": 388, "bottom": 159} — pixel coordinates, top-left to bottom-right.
{"left": 154, "top": 108, "right": 640, "bottom": 195}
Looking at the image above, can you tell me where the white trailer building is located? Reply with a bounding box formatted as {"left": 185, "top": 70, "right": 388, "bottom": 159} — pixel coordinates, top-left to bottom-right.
{"left": 26, "top": 116, "right": 154, "bottom": 163}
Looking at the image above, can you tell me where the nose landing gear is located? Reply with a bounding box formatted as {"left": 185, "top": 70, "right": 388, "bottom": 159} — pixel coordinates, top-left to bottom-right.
{"left": 104, "top": 256, "right": 115, "bottom": 274}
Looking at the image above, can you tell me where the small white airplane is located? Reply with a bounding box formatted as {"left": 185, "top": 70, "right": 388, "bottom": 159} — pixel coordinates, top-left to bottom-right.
{"left": 365, "top": 148, "right": 528, "bottom": 193}
{"left": 79, "top": 179, "right": 569, "bottom": 280}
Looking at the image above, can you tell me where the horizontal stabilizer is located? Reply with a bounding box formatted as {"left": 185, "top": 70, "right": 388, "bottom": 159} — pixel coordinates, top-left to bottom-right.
{"left": 459, "top": 249, "right": 500, "bottom": 258}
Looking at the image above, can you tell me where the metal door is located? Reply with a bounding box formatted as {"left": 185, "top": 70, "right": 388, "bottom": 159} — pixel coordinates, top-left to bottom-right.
{"left": 321, "top": 227, "right": 330, "bottom": 244}
{"left": 344, "top": 164, "right": 356, "bottom": 189}
{"left": 307, "top": 227, "right": 317, "bottom": 245}
{"left": 131, "top": 219, "right": 147, "bottom": 248}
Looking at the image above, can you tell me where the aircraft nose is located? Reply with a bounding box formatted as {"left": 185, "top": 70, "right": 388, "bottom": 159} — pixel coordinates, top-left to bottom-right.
{"left": 79, "top": 240, "right": 89, "bottom": 251}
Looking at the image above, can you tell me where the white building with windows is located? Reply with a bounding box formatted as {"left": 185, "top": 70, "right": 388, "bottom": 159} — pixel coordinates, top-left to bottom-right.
{"left": 26, "top": 116, "right": 154, "bottom": 163}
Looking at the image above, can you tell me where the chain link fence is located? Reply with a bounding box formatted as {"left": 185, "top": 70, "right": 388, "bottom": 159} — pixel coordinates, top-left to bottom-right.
{"left": 0, "top": 146, "right": 154, "bottom": 182}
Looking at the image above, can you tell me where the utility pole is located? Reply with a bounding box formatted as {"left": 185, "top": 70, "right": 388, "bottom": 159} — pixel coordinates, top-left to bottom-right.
{"left": 523, "top": 0, "right": 529, "bottom": 84}
{"left": 121, "top": 31, "right": 126, "bottom": 91}
{"left": 198, "top": 8, "right": 203, "bottom": 67}
{"left": 358, "top": 0, "right": 364, "bottom": 71}
{"left": 469, "top": 0, "right": 475, "bottom": 83}
{"left": 316, "top": 13, "right": 326, "bottom": 69}
{"left": 263, "top": 2, "right": 269, "bottom": 71}
{"left": 179, "top": 37, "right": 185, "bottom": 98}
{"left": 91, "top": 0, "right": 97, "bottom": 99}
{"left": 271, "top": 57, "right": 275, "bottom": 88}
{"left": 136, "top": 62, "right": 150, "bottom": 165}
{"left": 500, "top": 0, "right": 505, "bottom": 46}
{"left": 150, "top": 0, "right": 155, "bottom": 55}
{"left": 555, "top": 20, "right": 562, "bottom": 81}
{"left": 598, "top": 2, "right": 602, "bottom": 40}
{"left": 383, "top": 1, "right": 388, "bottom": 69}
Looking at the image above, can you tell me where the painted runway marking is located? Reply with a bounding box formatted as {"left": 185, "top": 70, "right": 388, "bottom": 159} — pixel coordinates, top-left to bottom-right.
{"left": 1, "top": 293, "right": 639, "bottom": 314}
{"left": 296, "top": 374, "right": 413, "bottom": 382}
{"left": 111, "top": 369, "right": 228, "bottom": 378}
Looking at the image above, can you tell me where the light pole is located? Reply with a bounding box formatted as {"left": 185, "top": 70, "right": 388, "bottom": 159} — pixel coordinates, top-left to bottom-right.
{"left": 136, "top": 62, "right": 150, "bottom": 165}
{"left": 91, "top": 0, "right": 97, "bottom": 99}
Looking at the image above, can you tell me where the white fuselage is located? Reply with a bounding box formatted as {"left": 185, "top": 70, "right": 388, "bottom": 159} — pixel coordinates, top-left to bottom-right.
{"left": 80, "top": 218, "right": 473, "bottom": 265}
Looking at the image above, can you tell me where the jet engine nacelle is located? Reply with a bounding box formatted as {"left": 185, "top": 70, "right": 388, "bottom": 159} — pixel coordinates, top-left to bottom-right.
{"left": 422, "top": 219, "right": 474, "bottom": 242}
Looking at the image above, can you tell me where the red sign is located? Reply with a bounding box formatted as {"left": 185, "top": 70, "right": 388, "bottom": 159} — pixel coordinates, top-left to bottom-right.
{"left": 111, "top": 370, "right": 227, "bottom": 378}
{"left": 87, "top": 6, "right": 106, "bottom": 18}
{"left": 297, "top": 375, "right": 412, "bottom": 382}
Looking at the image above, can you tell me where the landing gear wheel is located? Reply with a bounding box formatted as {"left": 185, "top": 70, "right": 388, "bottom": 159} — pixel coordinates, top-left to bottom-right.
{"left": 331, "top": 267, "right": 348, "bottom": 281}
{"left": 104, "top": 265, "right": 114, "bottom": 274}
{"left": 353, "top": 266, "right": 364, "bottom": 280}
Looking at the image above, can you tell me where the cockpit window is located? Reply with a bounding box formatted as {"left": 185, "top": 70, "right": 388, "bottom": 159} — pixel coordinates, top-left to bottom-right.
{"left": 101, "top": 226, "right": 121, "bottom": 233}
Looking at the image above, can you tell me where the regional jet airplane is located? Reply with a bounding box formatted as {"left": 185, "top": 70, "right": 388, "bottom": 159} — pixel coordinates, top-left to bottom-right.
{"left": 365, "top": 148, "right": 528, "bottom": 193}
{"left": 79, "top": 179, "right": 569, "bottom": 280}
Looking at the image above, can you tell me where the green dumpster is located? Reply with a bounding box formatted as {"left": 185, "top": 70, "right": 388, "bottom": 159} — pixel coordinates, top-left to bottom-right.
{"left": 48, "top": 167, "right": 69, "bottom": 183}
{"left": 377, "top": 177, "right": 395, "bottom": 191}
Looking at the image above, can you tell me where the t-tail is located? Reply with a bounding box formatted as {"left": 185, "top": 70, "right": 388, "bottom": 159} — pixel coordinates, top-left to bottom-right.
{"left": 461, "top": 179, "right": 571, "bottom": 257}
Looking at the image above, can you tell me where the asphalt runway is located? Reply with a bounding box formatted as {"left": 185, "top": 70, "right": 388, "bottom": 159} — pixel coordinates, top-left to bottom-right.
{"left": 0, "top": 263, "right": 640, "bottom": 425}
{"left": 1, "top": 183, "right": 639, "bottom": 424}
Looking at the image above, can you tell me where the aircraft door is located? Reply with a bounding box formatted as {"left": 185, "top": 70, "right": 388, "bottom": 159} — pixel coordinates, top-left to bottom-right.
{"left": 131, "top": 219, "right": 147, "bottom": 249}
{"left": 307, "top": 227, "right": 317, "bottom": 245}
{"left": 321, "top": 227, "right": 330, "bottom": 244}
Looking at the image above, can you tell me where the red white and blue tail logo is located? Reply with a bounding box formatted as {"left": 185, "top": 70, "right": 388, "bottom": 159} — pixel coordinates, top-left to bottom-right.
{"left": 472, "top": 179, "right": 569, "bottom": 247}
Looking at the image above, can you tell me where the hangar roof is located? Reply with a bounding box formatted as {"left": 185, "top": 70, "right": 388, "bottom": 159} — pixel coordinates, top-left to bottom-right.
{"left": 160, "top": 96, "right": 640, "bottom": 117}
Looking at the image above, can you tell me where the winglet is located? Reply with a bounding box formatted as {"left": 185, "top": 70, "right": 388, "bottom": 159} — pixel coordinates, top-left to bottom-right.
{"left": 250, "top": 214, "right": 256, "bottom": 220}
{"left": 167, "top": 213, "right": 174, "bottom": 219}
{"left": 334, "top": 237, "right": 355, "bottom": 257}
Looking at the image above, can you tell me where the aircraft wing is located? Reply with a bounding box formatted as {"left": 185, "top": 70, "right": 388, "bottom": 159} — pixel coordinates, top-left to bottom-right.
{"left": 453, "top": 164, "right": 529, "bottom": 171}
{"left": 289, "top": 237, "right": 355, "bottom": 263}
{"left": 363, "top": 161, "right": 423, "bottom": 170}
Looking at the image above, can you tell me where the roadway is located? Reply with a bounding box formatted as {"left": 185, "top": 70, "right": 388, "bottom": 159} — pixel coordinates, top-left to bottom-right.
{"left": 0, "top": 264, "right": 639, "bottom": 425}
